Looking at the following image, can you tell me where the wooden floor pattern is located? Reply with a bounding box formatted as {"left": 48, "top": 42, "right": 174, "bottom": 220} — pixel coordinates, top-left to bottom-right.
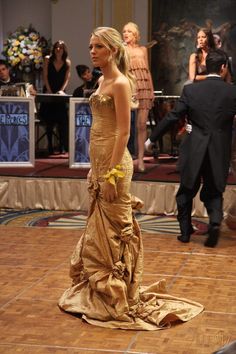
{"left": 0, "top": 222, "right": 236, "bottom": 354}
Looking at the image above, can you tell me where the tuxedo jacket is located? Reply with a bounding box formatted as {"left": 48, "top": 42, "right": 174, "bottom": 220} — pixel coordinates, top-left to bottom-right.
{"left": 0, "top": 77, "right": 17, "bottom": 86}
{"left": 150, "top": 77, "right": 236, "bottom": 192}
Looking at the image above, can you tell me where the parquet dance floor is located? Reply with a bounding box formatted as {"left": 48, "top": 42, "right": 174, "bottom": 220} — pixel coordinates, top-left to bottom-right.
{"left": 0, "top": 222, "right": 236, "bottom": 353}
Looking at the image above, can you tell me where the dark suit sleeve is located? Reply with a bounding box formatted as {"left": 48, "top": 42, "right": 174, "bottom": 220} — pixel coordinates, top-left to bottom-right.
{"left": 150, "top": 87, "right": 189, "bottom": 143}
{"left": 73, "top": 86, "right": 84, "bottom": 97}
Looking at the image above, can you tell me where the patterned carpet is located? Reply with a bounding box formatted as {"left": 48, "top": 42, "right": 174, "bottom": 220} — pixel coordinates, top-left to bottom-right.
{"left": 0, "top": 209, "right": 208, "bottom": 235}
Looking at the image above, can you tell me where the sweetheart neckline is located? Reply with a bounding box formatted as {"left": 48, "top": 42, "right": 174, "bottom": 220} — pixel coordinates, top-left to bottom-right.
{"left": 91, "top": 93, "right": 113, "bottom": 100}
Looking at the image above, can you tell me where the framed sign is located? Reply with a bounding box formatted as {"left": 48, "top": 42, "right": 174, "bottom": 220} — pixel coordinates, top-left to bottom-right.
{"left": 69, "top": 98, "right": 92, "bottom": 168}
{"left": 0, "top": 97, "right": 35, "bottom": 167}
{"left": 69, "top": 98, "right": 137, "bottom": 168}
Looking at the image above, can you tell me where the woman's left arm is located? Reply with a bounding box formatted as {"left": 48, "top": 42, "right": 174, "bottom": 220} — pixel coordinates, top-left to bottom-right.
{"left": 58, "top": 59, "right": 71, "bottom": 93}
{"left": 102, "top": 79, "right": 131, "bottom": 203}
{"left": 109, "top": 79, "right": 131, "bottom": 168}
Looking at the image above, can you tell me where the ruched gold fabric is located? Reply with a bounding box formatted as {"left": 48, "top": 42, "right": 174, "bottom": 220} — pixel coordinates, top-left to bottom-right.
{"left": 58, "top": 94, "right": 203, "bottom": 330}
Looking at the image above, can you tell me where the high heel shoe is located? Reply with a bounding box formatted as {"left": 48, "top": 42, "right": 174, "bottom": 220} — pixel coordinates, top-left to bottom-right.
{"left": 137, "top": 161, "right": 146, "bottom": 172}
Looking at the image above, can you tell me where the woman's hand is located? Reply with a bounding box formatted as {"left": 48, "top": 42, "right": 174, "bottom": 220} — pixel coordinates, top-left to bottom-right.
{"left": 87, "top": 169, "right": 92, "bottom": 183}
{"left": 102, "top": 180, "right": 117, "bottom": 203}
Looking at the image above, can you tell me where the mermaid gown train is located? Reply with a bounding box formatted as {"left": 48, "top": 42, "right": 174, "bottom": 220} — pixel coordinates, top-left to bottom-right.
{"left": 58, "top": 94, "right": 203, "bottom": 330}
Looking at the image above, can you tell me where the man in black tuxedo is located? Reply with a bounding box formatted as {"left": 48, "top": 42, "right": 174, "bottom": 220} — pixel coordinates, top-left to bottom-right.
{"left": 0, "top": 59, "right": 17, "bottom": 85}
{"left": 73, "top": 65, "right": 101, "bottom": 97}
{"left": 0, "top": 59, "right": 36, "bottom": 96}
{"left": 145, "top": 49, "right": 236, "bottom": 247}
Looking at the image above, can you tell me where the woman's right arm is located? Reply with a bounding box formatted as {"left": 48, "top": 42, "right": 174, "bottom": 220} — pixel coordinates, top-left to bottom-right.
{"left": 188, "top": 53, "right": 196, "bottom": 81}
{"left": 43, "top": 56, "right": 52, "bottom": 93}
{"left": 189, "top": 53, "right": 207, "bottom": 81}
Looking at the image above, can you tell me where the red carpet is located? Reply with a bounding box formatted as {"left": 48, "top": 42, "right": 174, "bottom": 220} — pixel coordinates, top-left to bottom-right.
{"left": 0, "top": 154, "right": 236, "bottom": 184}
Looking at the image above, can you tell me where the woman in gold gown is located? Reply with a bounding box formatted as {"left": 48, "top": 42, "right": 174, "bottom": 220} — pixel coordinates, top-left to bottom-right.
{"left": 58, "top": 26, "right": 203, "bottom": 330}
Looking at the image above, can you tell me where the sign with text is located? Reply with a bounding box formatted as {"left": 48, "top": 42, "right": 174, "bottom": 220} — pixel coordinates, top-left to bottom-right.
{"left": 69, "top": 98, "right": 137, "bottom": 168}
{"left": 69, "top": 98, "right": 92, "bottom": 168}
{"left": 0, "top": 97, "right": 35, "bottom": 167}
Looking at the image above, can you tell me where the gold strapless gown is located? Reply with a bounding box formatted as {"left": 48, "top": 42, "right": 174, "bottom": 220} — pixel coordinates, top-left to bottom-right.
{"left": 58, "top": 94, "right": 203, "bottom": 330}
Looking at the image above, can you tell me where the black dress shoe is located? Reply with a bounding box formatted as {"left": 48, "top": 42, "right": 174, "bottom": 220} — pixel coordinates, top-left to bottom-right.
{"left": 177, "top": 234, "right": 190, "bottom": 243}
{"left": 189, "top": 225, "right": 195, "bottom": 235}
{"left": 204, "top": 226, "right": 220, "bottom": 248}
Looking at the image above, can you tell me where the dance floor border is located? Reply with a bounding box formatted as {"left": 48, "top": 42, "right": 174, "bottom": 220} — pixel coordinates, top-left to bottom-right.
{"left": 0, "top": 208, "right": 208, "bottom": 235}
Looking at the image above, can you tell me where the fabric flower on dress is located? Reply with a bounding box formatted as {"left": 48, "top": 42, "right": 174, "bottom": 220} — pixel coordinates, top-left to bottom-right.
{"left": 103, "top": 165, "right": 125, "bottom": 186}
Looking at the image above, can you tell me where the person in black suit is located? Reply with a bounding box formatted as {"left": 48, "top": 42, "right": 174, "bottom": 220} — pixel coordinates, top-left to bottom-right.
{"left": 0, "top": 60, "right": 17, "bottom": 85}
{"left": 145, "top": 49, "right": 236, "bottom": 247}
{"left": 0, "top": 59, "right": 36, "bottom": 96}
{"left": 73, "top": 65, "right": 101, "bottom": 97}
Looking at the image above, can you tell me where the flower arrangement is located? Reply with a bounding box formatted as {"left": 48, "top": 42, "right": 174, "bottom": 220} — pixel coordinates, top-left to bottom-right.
{"left": 2, "top": 24, "right": 49, "bottom": 73}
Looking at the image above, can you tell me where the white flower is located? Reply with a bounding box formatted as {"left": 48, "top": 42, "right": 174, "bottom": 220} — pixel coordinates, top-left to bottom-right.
{"left": 24, "top": 66, "right": 31, "bottom": 73}
{"left": 3, "top": 25, "right": 49, "bottom": 70}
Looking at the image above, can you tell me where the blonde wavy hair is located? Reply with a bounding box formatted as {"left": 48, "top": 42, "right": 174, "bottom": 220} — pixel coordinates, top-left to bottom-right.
{"left": 91, "top": 26, "right": 135, "bottom": 93}
{"left": 123, "top": 22, "right": 141, "bottom": 43}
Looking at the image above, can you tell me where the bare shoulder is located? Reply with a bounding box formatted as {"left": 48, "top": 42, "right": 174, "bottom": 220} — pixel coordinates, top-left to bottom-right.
{"left": 112, "top": 75, "right": 131, "bottom": 99}
{"left": 113, "top": 74, "right": 130, "bottom": 90}
{"left": 98, "top": 75, "right": 104, "bottom": 85}
{"left": 140, "top": 45, "right": 147, "bottom": 53}
{"left": 44, "top": 56, "right": 50, "bottom": 67}
{"left": 66, "top": 58, "right": 71, "bottom": 66}
{"left": 189, "top": 52, "right": 196, "bottom": 61}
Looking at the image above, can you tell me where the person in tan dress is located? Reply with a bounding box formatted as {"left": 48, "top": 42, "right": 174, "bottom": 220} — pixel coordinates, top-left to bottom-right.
{"left": 58, "top": 26, "right": 203, "bottom": 330}
{"left": 122, "top": 22, "right": 154, "bottom": 172}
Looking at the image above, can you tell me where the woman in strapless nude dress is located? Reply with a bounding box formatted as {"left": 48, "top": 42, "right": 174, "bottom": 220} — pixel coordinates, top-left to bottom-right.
{"left": 123, "top": 22, "right": 154, "bottom": 172}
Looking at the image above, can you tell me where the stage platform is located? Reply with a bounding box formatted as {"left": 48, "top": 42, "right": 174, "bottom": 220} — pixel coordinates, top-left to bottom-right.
{"left": 0, "top": 155, "right": 235, "bottom": 216}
